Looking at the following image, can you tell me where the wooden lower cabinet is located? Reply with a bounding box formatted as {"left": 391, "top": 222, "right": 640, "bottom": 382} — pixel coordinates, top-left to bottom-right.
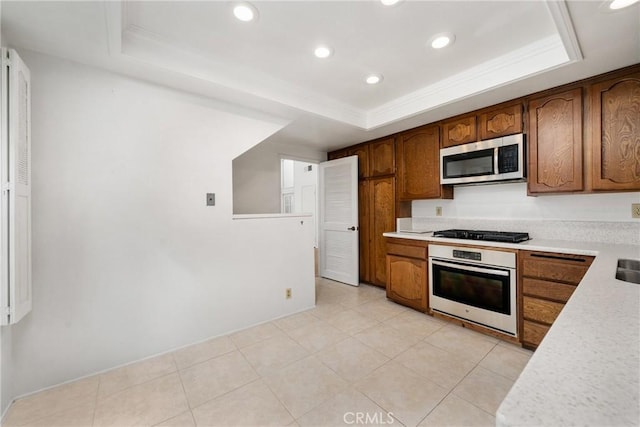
{"left": 385, "top": 238, "right": 428, "bottom": 311}
{"left": 522, "top": 320, "right": 549, "bottom": 346}
{"left": 519, "top": 250, "right": 594, "bottom": 349}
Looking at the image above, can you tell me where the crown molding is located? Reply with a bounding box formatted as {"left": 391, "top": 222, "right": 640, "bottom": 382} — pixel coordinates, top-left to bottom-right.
{"left": 365, "top": 35, "right": 570, "bottom": 129}
{"left": 545, "top": 0, "right": 583, "bottom": 62}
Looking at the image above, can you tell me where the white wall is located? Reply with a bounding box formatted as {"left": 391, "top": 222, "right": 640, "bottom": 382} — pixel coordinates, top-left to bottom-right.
{"left": 0, "top": 3, "right": 6, "bottom": 414}
{"left": 292, "top": 161, "right": 317, "bottom": 214}
{"left": 3, "top": 51, "right": 315, "bottom": 404}
{"left": 233, "top": 140, "right": 325, "bottom": 214}
{"left": 412, "top": 182, "right": 640, "bottom": 222}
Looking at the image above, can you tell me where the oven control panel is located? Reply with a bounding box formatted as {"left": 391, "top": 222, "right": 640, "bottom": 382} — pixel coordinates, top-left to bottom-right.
{"left": 453, "top": 250, "right": 481, "bottom": 261}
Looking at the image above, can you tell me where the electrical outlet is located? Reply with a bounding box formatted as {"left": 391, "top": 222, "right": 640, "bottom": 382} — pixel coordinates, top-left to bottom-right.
{"left": 286, "top": 288, "right": 292, "bottom": 299}
{"left": 632, "top": 203, "right": 640, "bottom": 219}
{"left": 435, "top": 206, "right": 443, "bottom": 217}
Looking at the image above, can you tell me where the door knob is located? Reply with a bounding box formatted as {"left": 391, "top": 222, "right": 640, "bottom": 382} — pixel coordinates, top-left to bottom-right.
{"left": 348, "top": 226, "right": 357, "bottom": 231}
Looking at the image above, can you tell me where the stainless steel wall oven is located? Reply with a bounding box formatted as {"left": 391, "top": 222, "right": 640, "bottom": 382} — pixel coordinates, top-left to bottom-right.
{"left": 429, "top": 244, "right": 517, "bottom": 336}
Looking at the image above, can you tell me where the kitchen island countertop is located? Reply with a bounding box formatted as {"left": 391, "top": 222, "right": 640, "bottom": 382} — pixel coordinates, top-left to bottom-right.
{"left": 383, "top": 232, "right": 640, "bottom": 426}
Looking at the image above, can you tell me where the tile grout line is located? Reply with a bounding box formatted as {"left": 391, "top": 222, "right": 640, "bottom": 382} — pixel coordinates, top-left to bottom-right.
{"left": 412, "top": 340, "right": 501, "bottom": 426}
{"left": 90, "top": 375, "right": 102, "bottom": 427}
{"left": 181, "top": 349, "right": 261, "bottom": 413}
{"left": 144, "top": 354, "right": 193, "bottom": 427}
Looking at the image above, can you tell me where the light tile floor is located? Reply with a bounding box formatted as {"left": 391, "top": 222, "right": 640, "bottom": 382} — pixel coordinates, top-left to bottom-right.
{"left": 3, "top": 278, "right": 533, "bottom": 427}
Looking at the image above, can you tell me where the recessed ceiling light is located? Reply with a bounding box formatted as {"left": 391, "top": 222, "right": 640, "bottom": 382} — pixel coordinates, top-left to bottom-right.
{"left": 314, "top": 45, "right": 333, "bottom": 59}
{"left": 380, "top": 0, "right": 402, "bottom": 5}
{"left": 233, "top": 2, "right": 258, "bottom": 22}
{"left": 366, "top": 74, "right": 383, "bottom": 85}
{"left": 430, "top": 33, "right": 455, "bottom": 49}
{"left": 609, "top": 0, "right": 639, "bottom": 9}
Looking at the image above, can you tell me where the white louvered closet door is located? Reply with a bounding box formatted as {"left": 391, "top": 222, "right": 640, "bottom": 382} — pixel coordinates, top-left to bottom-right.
{"left": 1, "top": 49, "right": 32, "bottom": 325}
{"left": 318, "top": 156, "right": 359, "bottom": 286}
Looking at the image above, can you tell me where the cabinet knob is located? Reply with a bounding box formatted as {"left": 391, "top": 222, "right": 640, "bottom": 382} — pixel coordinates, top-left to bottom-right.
{"left": 347, "top": 226, "right": 357, "bottom": 231}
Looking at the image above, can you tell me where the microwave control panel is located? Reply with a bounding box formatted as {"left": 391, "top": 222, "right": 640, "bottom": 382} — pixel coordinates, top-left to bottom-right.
{"left": 498, "top": 144, "right": 519, "bottom": 173}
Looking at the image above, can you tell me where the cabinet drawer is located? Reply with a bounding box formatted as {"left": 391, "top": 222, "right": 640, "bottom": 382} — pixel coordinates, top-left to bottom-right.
{"left": 523, "top": 320, "right": 549, "bottom": 347}
{"left": 521, "top": 252, "right": 593, "bottom": 284}
{"left": 386, "top": 243, "right": 427, "bottom": 259}
{"left": 523, "top": 296, "right": 565, "bottom": 325}
{"left": 522, "top": 277, "right": 576, "bottom": 303}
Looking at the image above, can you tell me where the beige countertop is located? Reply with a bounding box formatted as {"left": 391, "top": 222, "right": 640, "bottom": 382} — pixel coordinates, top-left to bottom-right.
{"left": 383, "top": 232, "right": 640, "bottom": 426}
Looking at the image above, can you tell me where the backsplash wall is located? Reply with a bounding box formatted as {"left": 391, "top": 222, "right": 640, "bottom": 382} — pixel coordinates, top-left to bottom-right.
{"left": 412, "top": 182, "right": 639, "bottom": 222}
{"left": 410, "top": 183, "right": 640, "bottom": 245}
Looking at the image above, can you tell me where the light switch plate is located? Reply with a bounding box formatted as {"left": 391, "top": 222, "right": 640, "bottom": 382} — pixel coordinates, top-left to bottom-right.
{"left": 206, "top": 193, "right": 215, "bottom": 206}
{"left": 632, "top": 203, "right": 640, "bottom": 218}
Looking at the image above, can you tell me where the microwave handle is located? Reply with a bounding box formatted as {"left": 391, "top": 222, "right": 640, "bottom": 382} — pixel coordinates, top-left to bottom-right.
{"left": 494, "top": 147, "right": 500, "bottom": 174}
{"left": 431, "top": 259, "right": 510, "bottom": 277}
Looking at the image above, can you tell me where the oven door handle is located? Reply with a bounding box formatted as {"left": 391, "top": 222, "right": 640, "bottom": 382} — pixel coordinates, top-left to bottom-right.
{"left": 430, "top": 259, "right": 510, "bottom": 277}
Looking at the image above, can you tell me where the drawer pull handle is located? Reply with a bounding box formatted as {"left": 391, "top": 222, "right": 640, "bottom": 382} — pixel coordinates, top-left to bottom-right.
{"left": 530, "top": 253, "right": 587, "bottom": 263}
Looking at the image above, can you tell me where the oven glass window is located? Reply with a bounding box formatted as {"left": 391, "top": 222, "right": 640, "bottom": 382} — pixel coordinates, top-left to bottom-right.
{"left": 443, "top": 148, "right": 494, "bottom": 178}
{"left": 432, "top": 262, "right": 510, "bottom": 314}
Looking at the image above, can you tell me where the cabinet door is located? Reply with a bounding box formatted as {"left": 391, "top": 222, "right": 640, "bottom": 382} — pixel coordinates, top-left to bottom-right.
{"left": 348, "top": 144, "right": 370, "bottom": 179}
{"left": 396, "top": 125, "right": 445, "bottom": 200}
{"left": 386, "top": 255, "right": 427, "bottom": 311}
{"left": 591, "top": 73, "right": 640, "bottom": 191}
{"left": 528, "top": 89, "right": 583, "bottom": 193}
{"left": 442, "top": 115, "right": 477, "bottom": 147}
{"left": 479, "top": 103, "right": 523, "bottom": 140}
{"left": 358, "top": 180, "right": 370, "bottom": 283}
{"left": 369, "top": 177, "right": 395, "bottom": 287}
{"left": 369, "top": 138, "right": 395, "bottom": 176}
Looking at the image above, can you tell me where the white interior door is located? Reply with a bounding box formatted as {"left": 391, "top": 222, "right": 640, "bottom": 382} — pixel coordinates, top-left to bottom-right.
{"left": 319, "top": 156, "right": 359, "bottom": 286}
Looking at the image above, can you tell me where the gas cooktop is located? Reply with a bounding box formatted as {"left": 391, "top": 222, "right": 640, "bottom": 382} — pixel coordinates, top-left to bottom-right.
{"left": 432, "top": 229, "right": 530, "bottom": 243}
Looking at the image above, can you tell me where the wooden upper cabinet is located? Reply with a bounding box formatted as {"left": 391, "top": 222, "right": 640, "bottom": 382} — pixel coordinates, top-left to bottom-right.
{"left": 590, "top": 72, "right": 640, "bottom": 191}
{"left": 369, "top": 138, "right": 395, "bottom": 177}
{"left": 528, "top": 89, "right": 584, "bottom": 194}
{"left": 479, "top": 103, "right": 523, "bottom": 140}
{"left": 348, "top": 144, "right": 369, "bottom": 179}
{"left": 396, "top": 125, "right": 452, "bottom": 200}
{"left": 327, "top": 148, "right": 348, "bottom": 161}
{"left": 441, "top": 115, "right": 477, "bottom": 147}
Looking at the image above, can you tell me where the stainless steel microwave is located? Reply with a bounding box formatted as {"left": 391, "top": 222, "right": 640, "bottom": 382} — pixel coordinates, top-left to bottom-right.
{"left": 440, "top": 134, "right": 525, "bottom": 185}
